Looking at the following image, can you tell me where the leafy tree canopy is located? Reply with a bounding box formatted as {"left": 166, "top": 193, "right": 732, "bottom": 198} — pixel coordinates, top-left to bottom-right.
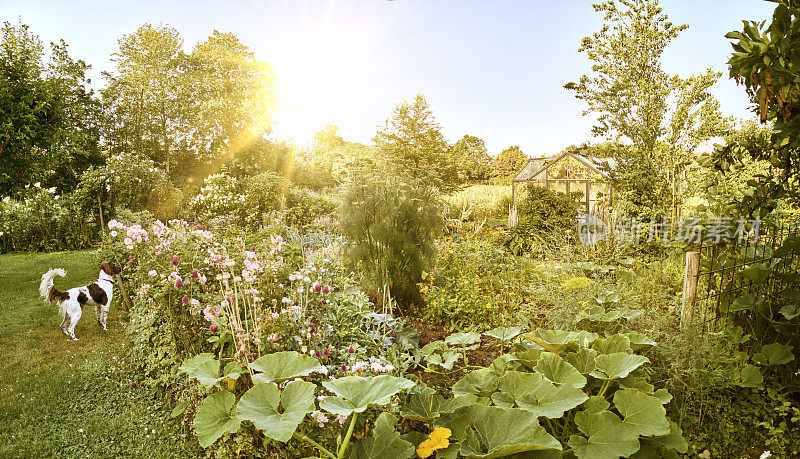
{"left": 0, "top": 21, "right": 101, "bottom": 196}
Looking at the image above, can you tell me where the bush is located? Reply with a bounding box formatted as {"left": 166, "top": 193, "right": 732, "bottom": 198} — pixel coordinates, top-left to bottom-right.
{"left": 503, "top": 185, "right": 582, "bottom": 255}
{"left": 285, "top": 187, "right": 339, "bottom": 228}
{"left": 341, "top": 175, "right": 444, "bottom": 307}
{"left": 0, "top": 184, "right": 97, "bottom": 252}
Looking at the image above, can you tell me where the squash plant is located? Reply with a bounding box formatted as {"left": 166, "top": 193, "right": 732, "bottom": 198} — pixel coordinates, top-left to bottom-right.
{"left": 178, "top": 350, "right": 417, "bottom": 458}
{"left": 399, "top": 330, "right": 688, "bottom": 458}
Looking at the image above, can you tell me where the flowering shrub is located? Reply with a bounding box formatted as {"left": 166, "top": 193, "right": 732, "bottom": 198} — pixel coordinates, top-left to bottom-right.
{"left": 0, "top": 183, "right": 96, "bottom": 252}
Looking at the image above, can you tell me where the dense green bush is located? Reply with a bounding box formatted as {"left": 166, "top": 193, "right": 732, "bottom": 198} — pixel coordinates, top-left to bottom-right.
{"left": 285, "top": 187, "right": 339, "bottom": 228}
{"left": 341, "top": 175, "right": 444, "bottom": 307}
{"left": 0, "top": 184, "right": 97, "bottom": 252}
{"left": 503, "top": 185, "right": 582, "bottom": 255}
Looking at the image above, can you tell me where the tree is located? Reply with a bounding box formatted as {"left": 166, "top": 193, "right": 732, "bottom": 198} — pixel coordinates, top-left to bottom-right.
{"left": 566, "top": 0, "right": 727, "bottom": 218}
{"left": 373, "top": 94, "right": 457, "bottom": 191}
{"left": 103, "top": 25, "right": 276, "bottom": 183}
{"left": 448, "top": 135, "right": 492, "bottom": 183}
{"left": 492, "top": 145, "right": 528, "bottom": 182}
{"left": 715, "top": 0, "right": 800, "bottom": 216}
{"left": 102, "top": 24, "right": 186, "bottom": 177}
{"left": 0, "top": 21, "right": 101, "bottom": 195}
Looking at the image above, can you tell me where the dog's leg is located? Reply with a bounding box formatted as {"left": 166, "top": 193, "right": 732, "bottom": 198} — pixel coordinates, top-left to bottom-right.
{"left": 95, "top": 304, "right": 102, "bottom": 327}
{"left": 100, "top": 305, "right": 110, "bottom": 331}
{"left": 59, "top": 305, "right": 69, "bottom": 335}
{"left": 66, "top": 303, "right": 82, "bottom": 341}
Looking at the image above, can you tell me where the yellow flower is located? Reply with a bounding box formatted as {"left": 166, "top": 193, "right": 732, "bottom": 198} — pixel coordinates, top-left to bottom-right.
{"left": 417, "top": 426, "right": 451, "bottom": 458}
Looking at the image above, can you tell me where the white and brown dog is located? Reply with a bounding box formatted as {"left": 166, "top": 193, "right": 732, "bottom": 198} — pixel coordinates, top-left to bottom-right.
{"left": 39, "top": 262, "right": 122, "bottom": 340}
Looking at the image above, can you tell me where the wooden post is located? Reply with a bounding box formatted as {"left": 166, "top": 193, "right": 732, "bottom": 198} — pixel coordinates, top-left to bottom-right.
{"left": 681, "top": 251, "right": 701, "bottom": 327}
{"left": 115, "top": 273, "right": 134, "bottom": 313}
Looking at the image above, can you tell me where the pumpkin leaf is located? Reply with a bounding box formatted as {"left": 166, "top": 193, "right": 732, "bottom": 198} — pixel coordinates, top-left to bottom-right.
{"left": 193, "top": 391, "right": 241, "bottom": 448}
{"left": 248, "top": 351, "right": 324, "bottom": 383}
{"left": 484, "top": 326, "right": 524, "bottom": 342}
{"left": 591, "top": 335, "right": 632, "bottom": 354}
{"left": 590, "top": 353, "right": 649, "bottom": 380}
{"left": 453, "top": 368, "right": 500, "bottom": 398}
{"left": 535, "top": 352, "right": 587, "bottom": 388}
{"left": 753, "top": 343, "right": 795, "bottom": 365}
{"left": 236, "top": 381, "right": 315, "bottom": 442}
{"left": 649, "top": 421, "right": 688, "bottom": 454}
{"left": 445, "top": 332, "right": 482, "bottom": 349}
{"left": 492, "top": 371, "right": 588, "bottom": 419}
{"left": 568, "top": 410, "right": 640, "bottom": 459}
{"left": 349, "top": 412, "right": 415, "bottom": 459}
{"left": 459, "top": 405, "right": 562, "bottom": 458}
{"left": 739, "top": 364, "right": 764, "bottom": 387}
{"left": 613, "top": 388, "right": 670, "bottom": 437}
{"left": 401, "top": 393, "right": 478, "bottom": 422}
{"left": 320, "top": 375, "right": 414, "bottom": 416}
{"left": 623, "top": 332, "right": 657, "bottom": 351}
{"left": 179, "top": 353, "right": 224, "bottom": 388}
{"left": 565, "top": 348, "right": 598, "bottom": 375}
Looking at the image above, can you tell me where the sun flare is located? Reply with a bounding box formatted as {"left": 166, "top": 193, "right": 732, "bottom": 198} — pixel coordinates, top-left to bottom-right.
{"left": 270, "top": 24, "right": 370, "bottom": 146}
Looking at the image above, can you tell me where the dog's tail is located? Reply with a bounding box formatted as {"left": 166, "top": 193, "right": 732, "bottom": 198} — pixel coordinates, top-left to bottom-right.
{"left": 40, "top": 268, "right": 68, "bottom": 303}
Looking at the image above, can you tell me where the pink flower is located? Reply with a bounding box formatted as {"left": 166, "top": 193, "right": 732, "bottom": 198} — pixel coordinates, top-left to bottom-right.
{"left": 322, "top": 285, "right": 330, "bottom": 294}
{"left": 323, "top": 348, "right": 330, "bottom": 357}
{"left": 148, "top": 270, "right": 157, "bottom": 277}
{"left": 348, "top": 346, "right": 354, "bottom": 354}
{"left": 312, "top": 281, "right": 321, "bottom": 293}
{"left": 175, "top": 278, "right": 183, "bottom": 288}
{"left": 191, "top": 269, "right": 199, "bottom": 278}
{"left": 336, "top": 414, "right": 347, "bottom": 424}
{"left": 172, "top": 256, "right": 179, "bottom": 266}
{"left": 314, "top": 350, "right": 322, "bottom": 358}
{"left": 210, "top": 324, "right": 218, "bottom": 333}
{"left": 314, "top": 411, "right": 329, "bottom": 427}
{"left": 124, "top": 237, "right": 133, "bottom": 247}
{"left": 181, "top": 295, "right": 189, "bottom": 304}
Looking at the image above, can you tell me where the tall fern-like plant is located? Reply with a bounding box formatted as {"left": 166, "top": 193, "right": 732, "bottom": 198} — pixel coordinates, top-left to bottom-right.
{"left": 341, "top": 174, "right": 444, "bottom": 308}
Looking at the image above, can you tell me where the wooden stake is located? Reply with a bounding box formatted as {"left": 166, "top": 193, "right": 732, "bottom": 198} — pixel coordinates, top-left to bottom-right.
{"left": 115, "top": 273, "right": 134, "bottom": 313}
{"left": 681, "top": 251, "right": 701, "bottom": 327}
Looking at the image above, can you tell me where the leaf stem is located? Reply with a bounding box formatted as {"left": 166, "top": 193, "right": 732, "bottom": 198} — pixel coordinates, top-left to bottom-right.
{"left": 293, "top": 432, "right": 337, "bottom": 459}
{"left": 337, "top": 412, "right": 359, "bottom": 459}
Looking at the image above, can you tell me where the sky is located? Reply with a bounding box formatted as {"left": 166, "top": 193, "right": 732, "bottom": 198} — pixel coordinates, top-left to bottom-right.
{"left": 0, "top": 0, "right": 778, "bottom": 156}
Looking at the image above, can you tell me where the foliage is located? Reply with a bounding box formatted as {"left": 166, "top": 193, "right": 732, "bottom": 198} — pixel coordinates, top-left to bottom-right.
{"left": 0, "top": 20, "right": 101, "bottom": 196}
{"left": 715, "top": 0, "right": 800, "bottom": 214}
{"left": 341, "top": 175, "right": 444, "bottom": 306}
{"left": 566, "top": 0, "right": 727, "bottom": 218}
{"left": 503, "top": 185, "right": 582, "bottom": 255}
{"left": 447, "top": 135, "right": 492, "bottom": 183}
{"left": 0, "top": 184, "right": 97, "bottom": 253}
{"left": 285, "top": 187, "right": 339, "bottom": 228}
{"left": 443, "top": 184, "right": 514, "bottom": 224}
{"left": 491, "top": 145, "right": 528, "bottom": 183}
{"left": 102, "top": 24, "right": 276, "bottom": 182}
{"left": 373, "top": 94, "right": 458, "bottom": 192}
{"left": 419, "top": 234, "right": 527, "bottom": 330}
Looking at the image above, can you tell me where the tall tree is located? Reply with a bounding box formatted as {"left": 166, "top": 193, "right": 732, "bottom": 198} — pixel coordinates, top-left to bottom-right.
{"left": 0, "top": 21, "right": 101, "bottom": 195}
{"left": 102, "top": 24, "right": 185, "bottom": 177}
{"left": 492, "top": 145, "right": 528, "bottom": 182}
{"left": 566, "top": 0, "right": 727, "bottom": 218}
{"left": 373, "top": 94, "right": 457, "bottom": 191}
{"left": 448, "top": 135, "right": 492, "bottom": 183}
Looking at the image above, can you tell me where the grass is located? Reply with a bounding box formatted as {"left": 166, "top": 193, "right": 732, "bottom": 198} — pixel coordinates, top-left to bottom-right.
{"left": 0, "top": 250, "right": 200, "bottom": 458}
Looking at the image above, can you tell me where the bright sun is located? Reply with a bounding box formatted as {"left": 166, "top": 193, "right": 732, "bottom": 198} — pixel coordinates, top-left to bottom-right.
{"left": 270, "top": 24, "right": 370, "bottom": 146}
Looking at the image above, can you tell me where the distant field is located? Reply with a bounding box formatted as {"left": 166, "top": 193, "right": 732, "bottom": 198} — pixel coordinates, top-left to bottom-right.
{"left": 444, "top": 184, "right": 520, "bottom": 223}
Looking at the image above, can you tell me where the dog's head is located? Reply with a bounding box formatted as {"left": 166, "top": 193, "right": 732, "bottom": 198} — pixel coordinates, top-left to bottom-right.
{"left": 100, "top": 261, "right": 122, "bottom": 276}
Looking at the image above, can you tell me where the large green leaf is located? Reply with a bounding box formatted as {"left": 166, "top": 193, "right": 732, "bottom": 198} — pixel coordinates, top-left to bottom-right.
{"left": 590, "top": 353, "right": 649, "bottom": 380}
{"left": 401, "top": 393, "right": 477, "bottom": 422}
{"left": 248, "top": 351, "right": 324, "bottom": 383}
{"left": 535, "top": 352, "right": 587, "bottom": 388}
{"left": 349, "top": 412, "right": 415, "bottom": 459}
{"left": 649, "top": 421, "right": 688, "bottom": 453}
{"left": 524, "top": 330, "right": 598, "bottom": 354}
{"left": 753, "top": 343, "right": 795, "bottom": 365}
{"left": 453, "top": 368, "right": 500, "bottom": 398}
{"left": 320, "top": 375, "right": 414, "bottom": 416}
{"left": 730, "top": 294, "right": 758, "bottom": 312}
{"left": 623, "top": 332, "right": 657, "bottom": 351}
{"left": 445, "top": 332, "right": 482, "bottom": 349}
{"left": 427, "top": 350, "right": 461, "bottom": 370}
{"left": 492, "top": 371, "right": 588, "bottom": 419}
{"left": 566, "top": 348, "right": 598, "bottom": 374}
{"left": 613, "top": 388, "right": 670, "bottom": 437}
{"left": 591, "top": 335, "right": 632, "bottom": 354}
{"left": 515, "top": 349, "right": 544, "bottom": 370}
{"left": 739, "top": 364, "right": 764, "bottom": 387}
{"left": 236, "top": 381, "right": 315, "bottom": 442}
{"left": 459, "top": 405, "right": 562, "bottom": 458}
{"left": 194, "top": 391, "right": 242, "bottom": 448}
{"left": 179, "top": 353, "right": 224, "bottom": 388}
{"left": 484, "top": 326, "right": 523, "bottom": 342}
{"left": 568, "top": 410, "right": 640, "bottom": 459}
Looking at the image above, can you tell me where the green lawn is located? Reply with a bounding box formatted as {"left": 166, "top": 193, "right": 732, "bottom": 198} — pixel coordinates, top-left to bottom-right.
{"left": 0, "top": 250, "right": 200, "bottom": 458}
